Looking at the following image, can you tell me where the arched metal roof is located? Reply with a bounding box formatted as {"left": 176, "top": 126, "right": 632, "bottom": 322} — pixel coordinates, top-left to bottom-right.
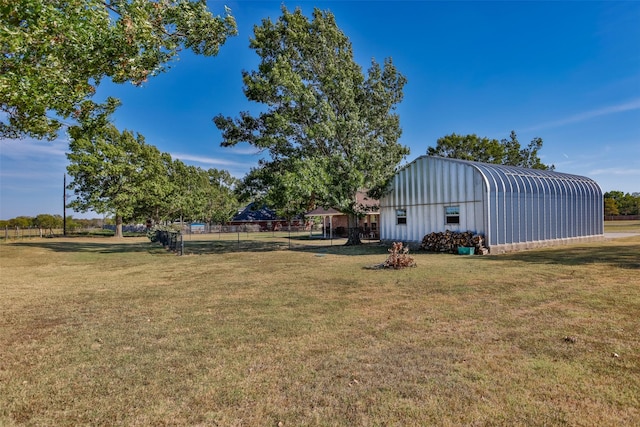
{"left": 441, "top": 157, "right": 604, "bottom": 245}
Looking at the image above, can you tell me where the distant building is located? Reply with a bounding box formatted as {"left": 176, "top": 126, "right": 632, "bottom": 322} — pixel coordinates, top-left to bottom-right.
{"left": 380, "top": 156, "right": 604, "bottom": 253}
{"left": 229, "top": 203, "right": 304, "bottom": 231}
{"left": 190, "top": 223, "right": 205, "bottom": 234}
{"left": 306, "top": 191, "right": 379, "bottom": 239}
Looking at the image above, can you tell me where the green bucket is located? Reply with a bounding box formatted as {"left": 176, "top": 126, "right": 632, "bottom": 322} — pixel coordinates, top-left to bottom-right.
{"left": 457, "top": 246, "right": 475, "bottom": 255}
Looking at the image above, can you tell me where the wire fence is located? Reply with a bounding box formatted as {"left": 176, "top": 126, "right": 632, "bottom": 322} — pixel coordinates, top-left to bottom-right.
{"left": 2, "top": 226, "right": 64, "bottom": 240}
{"left": 176, "top": 228, "right": 380, "bottom": 255}
{"left": 1, "top": 226, "right": 130, "bottom": 241}
{"left": 2, "top": 226, "right": 381, "bottom": 255}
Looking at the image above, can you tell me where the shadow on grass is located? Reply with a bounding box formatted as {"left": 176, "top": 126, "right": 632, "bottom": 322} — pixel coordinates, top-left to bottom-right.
{"left": 9, "top": 239, "right": 162, "bottom": 255}
{"left": 485, "top": 241, "right": 640, "bottom": 270}
{"left": 182, "top": 238, "right": 387, "bottom": 256}
{"left": 9, "top": 236, "right": 638, "bottom": 267}
{"left": 7, "top": 237, "right": 388, "bottom": 257}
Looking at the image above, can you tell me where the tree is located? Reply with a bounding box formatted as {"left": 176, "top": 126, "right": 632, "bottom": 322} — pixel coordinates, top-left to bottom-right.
{"left": 214, "top": 6, "right": 409, "bottom": 245}
{"left": 604, "top": 198, "right": 619, "bottom": 216}
{"left": 34, "top": 214, "right": 63, "bottom": 234}
{"left": 604, "top": 191, "right": 640, "bottom": 216}
{"left": 618, "top": 193, "right": 640, "bottom": 216}
{"left": 7, "top": 216, "right": 32, "bottom": 228}
{"left": 161, "top": 158, "right": 200, "bottom": 222}
{"left": 66, "top": 121, "right": 166, "bottom": 237}
{"left": 201, "top": 168, "right": 240, "bottom": 224}
{"left": 1, "top": 0, "right": 236, "bottom": 140}
{"left": 425, "top": 133, "right": 503, "bottom": 164}
{"left": 427, "top": 131, "right": 554, "bottom": 170}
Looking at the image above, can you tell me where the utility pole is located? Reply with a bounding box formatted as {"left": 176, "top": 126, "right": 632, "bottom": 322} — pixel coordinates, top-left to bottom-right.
{"left": 63, "top": 174, "right": 67, "bottom": 236}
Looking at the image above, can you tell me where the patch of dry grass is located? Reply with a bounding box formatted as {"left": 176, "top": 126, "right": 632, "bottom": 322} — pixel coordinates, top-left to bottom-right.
{"left": 1, "top": 236, "right": 638, "bottom": 426}
{"left": 605, "top": 220, "right": 640, "bottom": 233}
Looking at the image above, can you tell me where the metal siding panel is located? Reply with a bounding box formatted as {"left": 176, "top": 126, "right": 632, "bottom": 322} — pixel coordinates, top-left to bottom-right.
{"left": 568, "top": 179, "right": 579, "bottom": 238}
{"left": 497, "top": 168, "right": 507, "bottom": 245}
{"left": 447, "top": 161, "right": 455, "bottom": 202}
{"left": 561, "top": 177, "right": 568, "bottom": 238}
{"left": 499, "top": 169, "right": 513, "bottom": 244}
{"left": 542, "top": 173, "right": 551, "bottom": 240}
{"left": 558, "top": 176, "right": 574, "bottom": 238}
{"left": 486, "top": 166, "right": 504, "bottom": 245}
{"left": 566, "top": 178, "right": 574, "bottom": 238}
{"left": 532, "top": 175, "right": 542, "bottom": 241}
{"left": 562, "top": 177, "right": 569, "bottom": 238}
{"left": 523, "top": 175, "right": 533, "bottom": 242}
{"left": 584, "top": 179, "right": 595, "bottom": 235}
{"left": 476, "top": 172, "right": 487, "bottom": 236}
{"left": 581, "top": 180, "right": 589, "bottom": 236}
{"left": 591, "top": 182, "right": 598, "bottom": 234}
{"left": 513, "top": 173, "right": 523, "bottom": 243}
{"left": 550, "top": 176, "right": 558, "bottom": 239}
{"left": 486, "top": 168, "right": 499, "bottom": 246}
{"left": 417, "top": 203, "right": 426, "bottom": 241}
{"left": 586, "top": 179, "right": 597, "bottom": 235}
{"left": 583, "top": 179, "right": 591, "bottom": 235}
{"left": 437, "top": 158, "right": 445, "bottom": 204}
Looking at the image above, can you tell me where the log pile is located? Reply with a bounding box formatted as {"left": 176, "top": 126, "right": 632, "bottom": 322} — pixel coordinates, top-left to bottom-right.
{"left": 419, "top": 230, "right": 488, "bottom": 255}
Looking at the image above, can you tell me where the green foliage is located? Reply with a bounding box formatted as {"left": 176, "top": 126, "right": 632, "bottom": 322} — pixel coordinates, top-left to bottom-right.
{"left": 201, "top": 168, "right": 240, "bottom": 224}
{"left": 67, "top": 113, "right": 239, "bottom": 232}
{"left": 67, "top": 120, "right": 166, "bottom": 236}
{"left": 33, "top": 214, "right": 63, "bottom": 229}
{"left": 6, "top": 216, "right": 33, "bottom": 228}
{"left": 604, "top": 191, "right": 640, "bottom": 216}
{"left": 214, "top": 6, "right": 409, "bottom": 243}
{"left": 1, "top": 0, "right": 236, "bottom": 140}
{"left": 428, "top": 130, "right": 554, "bottom": 170}
{"left": 604, "top": 198, "right": 619, "bottom": 216}
{"left": 158, "top": 159, "right": 239, "bottom": 224}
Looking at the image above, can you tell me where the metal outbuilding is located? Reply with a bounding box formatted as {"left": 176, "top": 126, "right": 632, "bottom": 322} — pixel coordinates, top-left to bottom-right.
{"left": 379, "top": 156, "right": 604, "bottom": 253}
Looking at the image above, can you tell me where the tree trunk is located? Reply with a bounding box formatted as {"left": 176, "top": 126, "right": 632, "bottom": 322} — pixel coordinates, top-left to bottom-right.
{"left": 114, "top": 214, "right": 123, "bottom": 238}
{"left": 345, "top": 213, "right": 362, "bottom": 246}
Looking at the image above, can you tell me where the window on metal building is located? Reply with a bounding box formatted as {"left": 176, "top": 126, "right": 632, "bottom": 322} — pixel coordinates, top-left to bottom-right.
{"left": 396, "top": 209, "right": 407, "bottom": 225}
{"left": 445, "top": 206, "right": 460, "bottom": 224}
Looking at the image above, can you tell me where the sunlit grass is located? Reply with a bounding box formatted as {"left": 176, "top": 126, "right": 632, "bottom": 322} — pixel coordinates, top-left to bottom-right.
{"left": 604, "top": 219, "right": 640, "bottom": 233}
{"left": 1, "top": 235, "right": 638, "bottom": 425}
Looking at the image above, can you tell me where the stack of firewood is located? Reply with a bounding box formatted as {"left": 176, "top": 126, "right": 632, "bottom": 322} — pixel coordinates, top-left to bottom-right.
{"left": 419, "top": 230, "right": 488, "bottom": 254}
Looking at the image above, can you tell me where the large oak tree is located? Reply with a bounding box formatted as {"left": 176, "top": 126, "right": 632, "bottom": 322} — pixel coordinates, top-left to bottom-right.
{"left": 1, "top": 0, "right": 236, "bottom": 140}
{"left": 214, "top": 7, "right": 409, "bottom": 245}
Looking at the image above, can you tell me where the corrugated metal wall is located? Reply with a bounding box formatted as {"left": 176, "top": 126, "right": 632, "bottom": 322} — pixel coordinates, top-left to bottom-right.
{"left": 470, "top": 161, "right": 603, "bottom": 246}
{"left": 380, "top": 156, "right": 485, "bottom": 242}
{"left": 380, "top": 156, "right": 604, "bottom": 248}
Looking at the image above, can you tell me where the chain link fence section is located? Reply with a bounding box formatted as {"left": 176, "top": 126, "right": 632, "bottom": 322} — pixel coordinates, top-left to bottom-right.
{"left": 178, "top": 227, "right": 380, "bottom": 255}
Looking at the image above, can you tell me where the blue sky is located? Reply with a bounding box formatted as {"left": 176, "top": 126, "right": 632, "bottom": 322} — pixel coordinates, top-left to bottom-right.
{"left": 1, "top": 0, "right": 639, "bottom": 220}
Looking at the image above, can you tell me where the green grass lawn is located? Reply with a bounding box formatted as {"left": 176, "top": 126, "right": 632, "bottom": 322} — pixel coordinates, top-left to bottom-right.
{"left": 1, "top": 234, "right": 638, "bottom": 426}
